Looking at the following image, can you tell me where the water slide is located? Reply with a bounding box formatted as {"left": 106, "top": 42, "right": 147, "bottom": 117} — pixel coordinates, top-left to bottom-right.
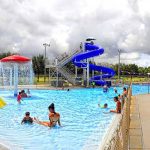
{"left": 72, "top": 43, "right": 115, "bottom": 86}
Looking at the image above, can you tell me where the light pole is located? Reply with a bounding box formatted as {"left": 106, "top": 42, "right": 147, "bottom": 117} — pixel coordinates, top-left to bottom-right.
{"left": 43, "top": 43, "right": 50, "bottom": 82}
{"left": 118, "top": 49, "right": 121, "bottom": 80}
{"left": 148, "top": 73, "right": 150, "bottom": 94}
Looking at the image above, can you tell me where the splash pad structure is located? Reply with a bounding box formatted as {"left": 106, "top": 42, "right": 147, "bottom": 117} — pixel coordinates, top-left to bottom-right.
{"left": 0, "top": 55, "right": 34, "bottom": 96}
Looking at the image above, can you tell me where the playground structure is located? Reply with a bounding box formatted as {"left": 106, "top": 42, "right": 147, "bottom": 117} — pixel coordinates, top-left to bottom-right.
{"left": 46, "top": 38, "right": 115, "bottom": 87}
{"left": 0, "top": 55, "right": 33, "bottom": 96}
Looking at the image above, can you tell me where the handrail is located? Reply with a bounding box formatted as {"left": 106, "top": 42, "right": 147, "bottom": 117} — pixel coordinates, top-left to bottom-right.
{"left": 58, "top": 67, "right": 76, "bottom": 85}
{"left": 57, "top": 49, "right": 81, "bottom": 67}
{"left": 47, "top": 49, "right": 82, "bottom": 85}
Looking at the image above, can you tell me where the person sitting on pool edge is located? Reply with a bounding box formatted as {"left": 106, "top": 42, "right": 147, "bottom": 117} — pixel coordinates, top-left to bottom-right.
{"left": 21, "top": 112, "right": 33, "bottom": 124}
{"left": 110, "top": 96, "right": 121, "bottom": 113}
{"left": 98, "top": 103, "right": 108, "bottom": 108}
{"left": 122, "top": 87, "right": 127, "bottom": 98}
{"left": 34, "top": 103, "right": 61, "bottom": 127}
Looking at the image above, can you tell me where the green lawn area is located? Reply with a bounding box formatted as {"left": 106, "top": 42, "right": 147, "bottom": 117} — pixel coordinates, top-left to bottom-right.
{"left": 117, "top": 76, "right": 148, "bottom": 83}
{"left": 34, "top": 75, "right": 149, "bottom": 85}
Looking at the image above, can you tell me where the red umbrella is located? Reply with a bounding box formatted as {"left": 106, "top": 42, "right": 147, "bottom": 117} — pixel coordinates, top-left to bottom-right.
{"left": 0, "top": 55, "right": 31, "bottom": 63}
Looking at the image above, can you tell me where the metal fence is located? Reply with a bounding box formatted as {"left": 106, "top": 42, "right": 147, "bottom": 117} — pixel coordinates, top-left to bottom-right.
{"left": 101, "top": 84, "right": 132, "bottom": 150}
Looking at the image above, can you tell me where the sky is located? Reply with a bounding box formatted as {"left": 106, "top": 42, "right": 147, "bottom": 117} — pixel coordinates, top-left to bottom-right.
{"left": 0, "top": 0, "right": 150, "bottom": 66}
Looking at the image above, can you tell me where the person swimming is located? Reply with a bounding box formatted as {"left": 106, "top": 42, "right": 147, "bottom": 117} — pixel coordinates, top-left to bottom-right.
{"left": 114, "top": 88, "right": 117, "bottom": 94}
{"left": 92, "top": 81, "right": 95, "bottom": 88}
{"left": 34, "top": 103, "right": 61, "bottom": 127}
{"left": 21, "top": 112, "right": 33, "bottom": 124}
{"left": 103, "top": 85, "right": 108, "bottom": 92}
{"left": 27, "top": 89, "right": 31, "bottom": 97}
{"left": 21, "top": 90, "right": 27, "bottom": 98}
{"left": 98, "top": 103, "right": 108, "bottom": 108}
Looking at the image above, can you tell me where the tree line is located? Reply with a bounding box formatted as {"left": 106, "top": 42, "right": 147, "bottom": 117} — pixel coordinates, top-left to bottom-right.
{"left": 0, "top": 53, "right": 150, "bottom": 77}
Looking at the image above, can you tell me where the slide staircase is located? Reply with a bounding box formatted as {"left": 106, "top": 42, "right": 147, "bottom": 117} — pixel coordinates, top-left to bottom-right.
{"left": 53, "top": 49, "right": 81, "bottom": 85}
{"left": 57, "top": 66, "right": 76, "bottom": 85}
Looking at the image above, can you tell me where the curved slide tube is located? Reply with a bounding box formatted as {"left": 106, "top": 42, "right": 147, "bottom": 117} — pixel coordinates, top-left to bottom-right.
{"left": 72, "top": 43, "right": 115, "bottom": 86}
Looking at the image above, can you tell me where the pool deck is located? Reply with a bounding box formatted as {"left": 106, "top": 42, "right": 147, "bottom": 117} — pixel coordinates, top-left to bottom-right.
{"left": 0, "top": 144, "right": 9, "bottom": 150}
{"left": 129, "top": 94, "right": 150, "bottom": 150}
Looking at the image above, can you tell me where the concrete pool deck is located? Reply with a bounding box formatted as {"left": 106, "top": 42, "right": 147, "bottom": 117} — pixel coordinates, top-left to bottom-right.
{"left": 129, "top": 94, "right": 150, "bottom": 150}
{"left": 0, "top": 144, "right": 9, "bottom": 150}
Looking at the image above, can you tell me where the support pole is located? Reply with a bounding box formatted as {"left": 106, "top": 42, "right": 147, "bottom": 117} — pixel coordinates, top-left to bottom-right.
{"left": 75, "top": 66, "right": 78, "bottom": 78}
{"left": 49, "top": 67, "right": 50, "bottom": 84}
{"left": 92, "top": 58, "right": 94, "bottom": 78}
{"left": 10, "top": 68, "right": 12, "bottom": 89}
{"left": 83, "top": 42, "right": 87, "bottom": 86}
{"left": 118, "top": 49, "right": 121, "bottom": 80}
{"left": 14, "top": 64, "right": 18, "bottom": 97}
{"left": 55, "top": 59, "right": 58, "bottom": 87}
{"left": 2, "top": 67, "right": 4, "bottom": 86}
{"left": 43, "top": 43, "right": 50, "bottom": 82}
{"left": 44, "top": 45, "right": 46, "bottom": 82}
{"left": 87, "top": 58, "right": 89, "bottom": 87}
{"left": 29, "top": 62, "right": 33, "bottom": 85}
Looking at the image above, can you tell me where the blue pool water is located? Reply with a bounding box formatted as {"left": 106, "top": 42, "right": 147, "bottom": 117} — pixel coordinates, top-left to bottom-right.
{"left": 0, "top": 85, "right": 149, "bottom": 150}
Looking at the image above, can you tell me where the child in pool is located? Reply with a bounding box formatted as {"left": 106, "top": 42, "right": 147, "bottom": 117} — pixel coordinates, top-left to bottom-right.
{"left": 21, "top": 112, "right": 33, "bottom": 124}
{"left": 17, "top": 92, "right": 22, "bottom": 104}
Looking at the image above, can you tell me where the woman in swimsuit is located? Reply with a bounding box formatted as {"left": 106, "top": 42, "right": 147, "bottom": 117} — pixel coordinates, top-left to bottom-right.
{"left": 34, "top": 103, "right": 61, "bottom": 127}
{"left": 110, "top": 96, "right": 121, "bottom": 113}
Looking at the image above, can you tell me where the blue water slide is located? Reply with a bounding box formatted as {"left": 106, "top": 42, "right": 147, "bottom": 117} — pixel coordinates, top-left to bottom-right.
{"left": 72, "top": 43, "right": 115, "bottom": 86}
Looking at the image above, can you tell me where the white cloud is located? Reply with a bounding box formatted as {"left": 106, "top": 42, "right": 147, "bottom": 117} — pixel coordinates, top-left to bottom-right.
{"left": 0, "top": 0, "right": 150, "bottom": 66}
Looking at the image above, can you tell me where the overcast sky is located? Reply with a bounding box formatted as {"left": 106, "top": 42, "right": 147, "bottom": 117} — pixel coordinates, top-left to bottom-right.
{"left": 0, "top": 0, "right": 150, "bottom": 66}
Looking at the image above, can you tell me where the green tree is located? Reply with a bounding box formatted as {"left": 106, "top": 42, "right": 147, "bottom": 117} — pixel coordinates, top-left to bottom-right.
{"left": 32, "top": 55, "right": 45, "bottom": 81}
{"left": 0, "top": 52, "right": 14, "bottom": 59}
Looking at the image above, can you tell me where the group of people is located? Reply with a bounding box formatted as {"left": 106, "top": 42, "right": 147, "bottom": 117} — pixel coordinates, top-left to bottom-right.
{"left": 21, "top": 87, "right": 128, "bottom": 129}
{"left": 21, "top": 103, "right": 61, "bottom": 128}
{"left": 17, "top": 89, "right": 31, "bottom": 104}
{"left": 98, "top": 87, "right": 128, "bottom": 114}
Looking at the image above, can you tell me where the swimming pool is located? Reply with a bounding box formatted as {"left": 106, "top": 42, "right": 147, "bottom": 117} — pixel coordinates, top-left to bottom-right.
{"left": 0, "top": 85, "right": 149, "bottom": 150}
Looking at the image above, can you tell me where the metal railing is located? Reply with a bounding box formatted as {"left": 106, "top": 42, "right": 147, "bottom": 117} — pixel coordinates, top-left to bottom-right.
{"left": 58, "top": 67, "right": 76, "bottom": 85}
{"left": 57, "top": 49, "right": 81, "bottom": 67}
{"left": 100, "top": 84, "right": 132, "bottom": 150}
{"left": 46, "top": 49, "right": 82, "bottom": 85}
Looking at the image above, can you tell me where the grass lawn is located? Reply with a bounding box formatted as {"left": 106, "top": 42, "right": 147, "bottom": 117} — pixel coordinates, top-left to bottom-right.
{"left": 34, "top": 75, "right": 149, "bottom": 85}
{"left": 114, "top": 76, "right": 149, "bottom": 83}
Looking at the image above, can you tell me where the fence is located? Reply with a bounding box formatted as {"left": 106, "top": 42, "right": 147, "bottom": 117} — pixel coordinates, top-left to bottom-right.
{"left": 100, "top": 84, "right": 132, "bottom": 150}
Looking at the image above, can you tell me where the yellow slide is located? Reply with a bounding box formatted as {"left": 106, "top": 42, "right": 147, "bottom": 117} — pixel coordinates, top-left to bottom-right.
{"left": 0, "top": 97, "right": 6, "bottom": 108}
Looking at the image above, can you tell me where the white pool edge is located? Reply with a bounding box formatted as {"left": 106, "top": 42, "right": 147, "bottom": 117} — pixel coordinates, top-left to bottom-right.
{"left": 0, "top": 140, "right": 23, "bottom": 150}
{"left": 99, "top": 114, "right": 122, "bottom": 150}
{"left": 0, "top": 142, "right": 9, "bottom": 150}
